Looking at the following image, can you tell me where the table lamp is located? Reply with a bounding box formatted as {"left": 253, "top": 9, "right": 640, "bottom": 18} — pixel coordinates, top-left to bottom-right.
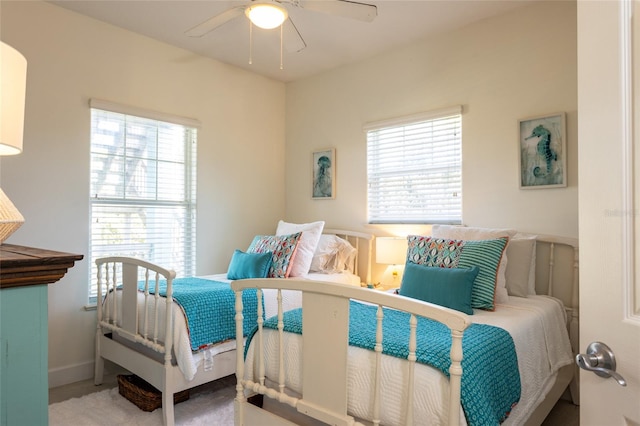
{"left": 0, "top": 41, "right": 27, "bottom": 243}
{"left": 375, "top": 236, "right": 407, "bottom": 285}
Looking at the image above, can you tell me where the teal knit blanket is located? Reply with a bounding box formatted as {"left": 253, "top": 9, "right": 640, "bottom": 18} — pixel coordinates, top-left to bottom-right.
{"left": 251, "top": 301, "right": 520, "bottom": 425}
{"left": 139, "top": 277, "right": 262, "bottom": 351}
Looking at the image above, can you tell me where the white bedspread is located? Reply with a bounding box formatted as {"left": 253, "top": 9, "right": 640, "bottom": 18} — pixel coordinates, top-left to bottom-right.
{"left": 243, "top": 295, "right": 573, "bottom": 425}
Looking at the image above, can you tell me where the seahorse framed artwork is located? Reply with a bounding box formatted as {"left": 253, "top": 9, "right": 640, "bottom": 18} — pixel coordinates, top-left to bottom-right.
{"left": 518, "top": 112, "right": 567, "bottom": 189}
{"left": 312, "top": 148, "right": 336, "bottom": 199}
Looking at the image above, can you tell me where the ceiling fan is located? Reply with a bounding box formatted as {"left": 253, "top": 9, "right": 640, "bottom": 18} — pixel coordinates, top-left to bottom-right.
{"left": 185, "top": 0, "right": 378, "bottom": 55}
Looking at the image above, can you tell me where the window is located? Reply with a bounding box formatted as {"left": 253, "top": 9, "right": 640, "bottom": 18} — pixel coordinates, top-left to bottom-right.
{"left": 89, "top": 99, "right": 198, "bottom": 301}
{"left": 365, "top": 106, "right": 462, "bottom": 224}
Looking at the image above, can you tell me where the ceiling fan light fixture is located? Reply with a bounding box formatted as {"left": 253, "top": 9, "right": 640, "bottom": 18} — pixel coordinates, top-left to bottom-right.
{"left": 245, "top": 3, "right": 288, "bottom": 30}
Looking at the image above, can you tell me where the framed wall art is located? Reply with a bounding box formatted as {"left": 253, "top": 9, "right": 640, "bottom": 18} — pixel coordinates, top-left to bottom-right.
{"left": 312, "top": 148, "right": 335, "bottom": 199}
{"left": 518, "top": 112, "right": 567, "bottom": 189}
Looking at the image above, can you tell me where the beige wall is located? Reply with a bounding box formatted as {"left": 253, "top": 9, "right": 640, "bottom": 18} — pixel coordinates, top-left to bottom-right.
{"left": 285, "top": 1, "right": 578, "bottom": 254}
{"left": 0, "top": 1, "right": 286, "bottom": 386}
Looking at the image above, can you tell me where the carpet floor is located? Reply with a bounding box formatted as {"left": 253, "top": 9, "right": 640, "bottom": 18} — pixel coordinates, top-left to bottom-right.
{"left": 49, "top": 379, "right": 235, "bottom": 425}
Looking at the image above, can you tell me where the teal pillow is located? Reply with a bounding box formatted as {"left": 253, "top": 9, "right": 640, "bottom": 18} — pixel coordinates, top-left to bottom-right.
{"left": 399, "top": 262, "right": 480, "bottom": 315}
{"left": 227, "top": 250, "right": 273, "bottom": 280}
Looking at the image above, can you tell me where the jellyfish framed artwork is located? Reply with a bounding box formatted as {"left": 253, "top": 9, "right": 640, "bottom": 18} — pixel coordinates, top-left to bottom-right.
{"left": 518, "top": 112, "right": 567, "bottom": 189}
{"left": 312, "top": 148, "right": 336, "bottom": 199}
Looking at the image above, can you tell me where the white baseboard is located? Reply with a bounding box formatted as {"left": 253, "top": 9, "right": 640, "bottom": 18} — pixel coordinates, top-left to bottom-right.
{"left": 49, "top": 360, "right": 128, "bottom": 389}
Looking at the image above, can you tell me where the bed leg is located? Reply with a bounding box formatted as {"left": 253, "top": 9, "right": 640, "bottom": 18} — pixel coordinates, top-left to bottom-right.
{"left": 247, "top": 393, "right": 264, "bottom": 408}
{"left": 94, "top": 357, "right": 104, "bottom": 385}
{"left": 569, "top": 368, "right": 580, "bottom": 405}
{"left": 162, "top": 392, "right": 175, "bottom": 426}
{"left": 94, "top": 334, "right": 104, "bottom": 385}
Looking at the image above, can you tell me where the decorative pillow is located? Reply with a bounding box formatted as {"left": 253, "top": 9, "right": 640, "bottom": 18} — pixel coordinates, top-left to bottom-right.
{"left": 505, "top": 236, "right": 536, "bottom": 297}
{"left": 431, "top": 225, "right": 516, "bottom": 304}
{"left": 247, "top": 233, "right": 302, "bottom": 278}
{"left": 276, "top": 220, "right": 325, "bottom": 277}
{"left": 309, "top": 235, "right": 357, "bottom": 273}
{"left": 399, "top": 262, "right": 479, "bottom": 315}
{"left": 406, "top": 235, "right": 508, "bottom": 311}
{"left": 227, "top": 250, "right": 273, "bottom": 280}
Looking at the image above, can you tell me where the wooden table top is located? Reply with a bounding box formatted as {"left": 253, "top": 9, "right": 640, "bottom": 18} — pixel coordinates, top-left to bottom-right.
{"left": 0, "top": 244, "right": 84, "bottom": 289}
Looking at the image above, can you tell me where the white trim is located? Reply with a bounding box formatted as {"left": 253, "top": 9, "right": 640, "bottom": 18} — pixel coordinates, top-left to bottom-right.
{"left": 49, "top": 360, "right": 129, "bottom": 389}
{"left": 49, "top": 360, "right": 95, "bottom": 389}
{"left": 89, "top": 98, "right": 201, "bottom": 128}
{"left": 362, "top": 105, "right": 462, "bottom": 131}
{"left": 621, "top": 0, "right": 640, "bottom": 324}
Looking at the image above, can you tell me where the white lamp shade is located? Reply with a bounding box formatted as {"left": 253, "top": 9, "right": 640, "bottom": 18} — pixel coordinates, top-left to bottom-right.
{"left": 1, "top": 42, "right": 27, "bottom": 155}
{"left": 245, "top": 3, "right": 288, "bottom": 29}
{"left": 376, "top": 237, "right": 407, "bottom": 265}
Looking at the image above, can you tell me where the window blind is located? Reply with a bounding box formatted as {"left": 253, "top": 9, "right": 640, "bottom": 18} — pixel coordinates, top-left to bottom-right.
{"left": 366, "top": 107, "right": 462, "bottom": 224}
{"left": 89, "top": 104, "right": 197, "bottom": 301}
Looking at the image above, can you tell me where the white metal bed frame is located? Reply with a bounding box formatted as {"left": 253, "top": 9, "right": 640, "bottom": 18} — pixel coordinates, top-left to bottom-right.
{"left": 93, "top": 229, "right": 374, "bottom": 426}
{"left": 231, "top": 234, "right": 579, "bottom": 426}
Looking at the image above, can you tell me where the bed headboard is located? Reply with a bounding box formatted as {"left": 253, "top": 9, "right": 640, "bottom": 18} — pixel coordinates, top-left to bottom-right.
{"left": 322, "top": 228, "right": 375, "bottom": 285}
{"left": 532, "top": 235, "right": 579, "bottom": 309}
{"left": 530, "top": 235, "right": 579, "bottom": 363}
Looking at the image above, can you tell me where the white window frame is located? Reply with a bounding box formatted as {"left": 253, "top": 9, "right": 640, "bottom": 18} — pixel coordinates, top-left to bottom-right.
{"left": 365, "top": 106, "right": 462, "bottom": 224}
{"left": 88, "top": 99, "right": 199, "bottom": 302}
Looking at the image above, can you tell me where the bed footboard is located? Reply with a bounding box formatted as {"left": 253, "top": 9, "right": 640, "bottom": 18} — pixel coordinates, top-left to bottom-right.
{"left": 94, "top": 257, "right": 179, "bottom": 425}
{"left": 232, "top": 278, "right": 471, "bottom": 426}
{"left": 95, "top": 257, "right": 176, "bottom": 364}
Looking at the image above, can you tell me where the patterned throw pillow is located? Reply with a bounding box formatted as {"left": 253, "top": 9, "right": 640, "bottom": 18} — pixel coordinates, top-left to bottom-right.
{"left": 406, "top": 236, "right": 508, "bottom": 311}
{"left": 247, "top": 233, "right": 302, "bottom": 278}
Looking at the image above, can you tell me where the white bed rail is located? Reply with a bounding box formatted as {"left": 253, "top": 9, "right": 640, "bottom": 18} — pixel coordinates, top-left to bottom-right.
{"left": 232, "top": 278, "right": 471, "bottom": 426}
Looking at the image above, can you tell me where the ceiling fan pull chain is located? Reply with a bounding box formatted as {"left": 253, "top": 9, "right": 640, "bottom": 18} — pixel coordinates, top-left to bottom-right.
{"left": 248, "top": 20, "right": 253, "bottom": 65}
{"left": 280, "top": 24, "right": 284, "bottom": 70}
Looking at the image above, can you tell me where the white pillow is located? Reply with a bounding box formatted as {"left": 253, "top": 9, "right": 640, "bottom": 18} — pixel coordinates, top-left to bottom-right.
{"left": 505, "top": 236, "right": 536, "bottom": 297}
{"left": 431, "top": 225, "right": 516, "bottom": 304}
{"left": 276, "top": 220, "right": 325, "bottom": 277}
{"left": 310, "top": 235, "right": 357, "bottom": 273}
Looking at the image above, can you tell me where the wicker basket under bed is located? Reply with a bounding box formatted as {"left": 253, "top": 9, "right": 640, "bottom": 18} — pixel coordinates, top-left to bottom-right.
{"left": 117, "top": 374, "right": 190, "bottom": 412}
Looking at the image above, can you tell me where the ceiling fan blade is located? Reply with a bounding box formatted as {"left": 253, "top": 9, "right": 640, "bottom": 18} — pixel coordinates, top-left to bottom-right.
{"left": 283, "top": 18, "right": 307, "bottom": 53}
{"left": 185, "top": 7, "right": 245, "bottom": 37}
{"left": 302, "top": 0, "right": 377, "bottom": 23}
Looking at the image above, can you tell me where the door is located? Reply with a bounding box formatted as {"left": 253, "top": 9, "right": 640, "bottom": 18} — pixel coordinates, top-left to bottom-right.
{"left": 578, "top": 0, "right": 640, "bottom": 424}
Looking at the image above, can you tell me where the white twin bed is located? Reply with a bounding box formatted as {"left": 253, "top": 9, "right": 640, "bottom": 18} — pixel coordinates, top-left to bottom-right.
{"left": 232, "top": 227, "right": 579, "bottom": 426}
{"left": 94, "top": 224, "right": 578, "bottom": 426}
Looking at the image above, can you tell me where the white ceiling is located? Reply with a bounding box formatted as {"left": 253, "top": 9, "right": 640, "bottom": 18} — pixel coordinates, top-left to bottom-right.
{"left": 49, "top": 0, "right": 536, "bottom": 82}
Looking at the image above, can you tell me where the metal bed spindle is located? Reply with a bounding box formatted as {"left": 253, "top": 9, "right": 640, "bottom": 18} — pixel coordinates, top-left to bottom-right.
{"left": 277, "top": 289, "right": 285, "bottom": 394}
{"left": 142, "top": 267, "right": 150, "bottom": 340}
{"left": 234, "top": 289, "right": 246, "bottom": 425}
{"left": 547, "top": 242, "right": 556, "bottom": 296}
{"left": 257, "top": 289, "right": 265, "bottom": 388}
{"left": 372, "top": 305, "right": 383, "bottom": 426}
{"left": 405, "top": 314, "right": 417, "bottom": 426}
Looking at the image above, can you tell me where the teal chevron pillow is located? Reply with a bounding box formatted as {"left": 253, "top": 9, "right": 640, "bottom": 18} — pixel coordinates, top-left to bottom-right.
{"left": 406, "top": 236, "right": 508, "bottom": 311}
{"left": 399, "top": 262, "right": 479, "bottom": 314}
{"left": 227, "top": 249, "right": 273, "bottom": 280}
{"left": 247, "top": 233, "right": 302, "bottom": 278}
